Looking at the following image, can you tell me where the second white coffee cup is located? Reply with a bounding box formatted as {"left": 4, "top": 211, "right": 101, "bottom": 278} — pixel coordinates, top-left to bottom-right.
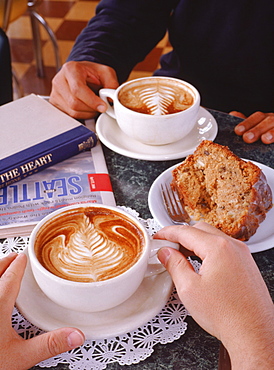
{"left": 99, "top": 76, "right": 200, "bottom": 146}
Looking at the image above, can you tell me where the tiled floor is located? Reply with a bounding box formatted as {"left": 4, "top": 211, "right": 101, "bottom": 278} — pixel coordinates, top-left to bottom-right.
{"left": 6, "top": 0, "right": 171, "bottom": 98}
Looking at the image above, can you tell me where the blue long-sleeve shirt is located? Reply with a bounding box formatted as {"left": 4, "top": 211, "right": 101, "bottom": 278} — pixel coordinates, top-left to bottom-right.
{"left": 68, "top": 0, "right": 274, "bottom": 116}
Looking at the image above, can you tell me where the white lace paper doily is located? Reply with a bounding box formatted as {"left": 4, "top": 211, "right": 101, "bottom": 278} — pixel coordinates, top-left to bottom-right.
{"left": 0, "top": 207, "right": 201, "bottom": 370}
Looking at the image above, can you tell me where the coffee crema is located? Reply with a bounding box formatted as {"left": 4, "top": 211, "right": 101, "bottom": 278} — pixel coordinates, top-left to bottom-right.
{"left": 35, "top": 207, "right": 145, "bottom": 283}
{"left": 118, "top": 78, "right": 194, "bottom": 115}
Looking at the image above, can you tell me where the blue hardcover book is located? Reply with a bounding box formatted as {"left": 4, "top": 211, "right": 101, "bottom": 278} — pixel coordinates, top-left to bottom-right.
{"left": 0, "top": 94, "right": 97, "bottom": 189}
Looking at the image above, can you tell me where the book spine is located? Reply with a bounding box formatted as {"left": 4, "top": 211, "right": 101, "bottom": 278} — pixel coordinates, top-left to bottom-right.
{"left": 0, "top": 129, "right": 98, "bottom": 189}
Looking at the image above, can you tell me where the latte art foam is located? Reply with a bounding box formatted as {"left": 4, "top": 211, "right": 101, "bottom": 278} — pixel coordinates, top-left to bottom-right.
{"left": 35, "top": 208, "right": 144, "bottom": 282}
{"left": 119, "top": 79, "right": 194, "bottom": 115}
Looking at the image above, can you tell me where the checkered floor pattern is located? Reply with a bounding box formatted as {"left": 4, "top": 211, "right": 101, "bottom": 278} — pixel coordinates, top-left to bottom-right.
{"left": 6, "top": 0, "right": 171, "bottom": 97}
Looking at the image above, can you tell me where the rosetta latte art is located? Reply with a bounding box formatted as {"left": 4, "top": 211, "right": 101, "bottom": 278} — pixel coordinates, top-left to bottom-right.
{"left": 36, "top": 210, "right": 144, "bottom": 282}
{"left": 119, "top": 79, "right": 194, "bottom": 115}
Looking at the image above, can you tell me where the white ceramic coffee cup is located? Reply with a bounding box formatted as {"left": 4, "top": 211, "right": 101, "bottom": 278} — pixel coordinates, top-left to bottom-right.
{"left": 99, "top": 76, "right": 200, "bottom": 146}
{"left": 28, "top": 203, "right": 179, "bottom": 312}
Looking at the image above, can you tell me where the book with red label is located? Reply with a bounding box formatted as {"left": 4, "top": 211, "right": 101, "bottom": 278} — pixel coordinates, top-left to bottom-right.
{"left": 0, "top": 94, "right": 97, "bottom": 189}
{"left": 0, "top": 120, "right": 115, "bottom": 237}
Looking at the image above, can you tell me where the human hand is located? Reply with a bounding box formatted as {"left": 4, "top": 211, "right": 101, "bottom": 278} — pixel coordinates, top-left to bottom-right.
{"left": 155, "top": 222, "right": 274, "bottom": 369}
{"left": 49, "top": 61, "right": 119, "bottom": 119}
{"left": 231, "top": 111, "right": 274, "bottom": 144}
{"left": 0, "top": 253, "right": 85, "bottom": 370}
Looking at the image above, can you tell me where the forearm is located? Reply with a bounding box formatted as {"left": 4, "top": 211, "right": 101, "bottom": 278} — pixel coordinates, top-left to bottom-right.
{"left": 68, "top": 0, "right": 174, "bottom": 82}
{"left": 225, "top": 307, "right": 274, "bottom": 369}
{"left": 228, "top": 336, "right": 274, "bottom": 369}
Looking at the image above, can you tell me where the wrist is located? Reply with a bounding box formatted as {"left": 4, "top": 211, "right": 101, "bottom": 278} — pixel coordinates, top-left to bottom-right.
{"left": 223, "top": 319, "right": 274, "bottom": 369}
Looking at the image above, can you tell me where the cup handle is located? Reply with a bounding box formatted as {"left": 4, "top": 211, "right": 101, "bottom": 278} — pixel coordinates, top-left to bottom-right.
{"left": 145, "top": 240, "right": 180, "bottom": 277}
{"left": 99, "top": 88, "right": 116, "bottom": 119}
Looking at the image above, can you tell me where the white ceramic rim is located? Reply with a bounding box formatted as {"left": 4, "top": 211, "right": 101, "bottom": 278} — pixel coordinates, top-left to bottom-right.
{"left": 115, "top": 76, "right": 200, "bottom": 117}
{"left": 28, "top": 203, "right": 149, "bottom": 287}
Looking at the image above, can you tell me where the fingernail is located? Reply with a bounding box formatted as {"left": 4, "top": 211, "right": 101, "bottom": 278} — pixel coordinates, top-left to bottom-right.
{"left": 236, "top": 125, "right": 245, "bottom": 133}
{"left": 263, "top": 132, "right": 273, "bottom": 141}
{"left": 8, "top": 252, "right": 18, "bottom": 258}
{"left": 245, "top": 132, "right": 254, "bottom": 140}
{"left": 67, "top": 330, "right": 85, "bottom": 348}
{"left": 157, "top": 248, "right": 171, "bottom": 267}
{"left": 97, "top": 104, "right": 106, "bottom": 113}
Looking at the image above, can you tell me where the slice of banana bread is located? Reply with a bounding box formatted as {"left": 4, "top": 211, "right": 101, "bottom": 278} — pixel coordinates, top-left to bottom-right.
{"left": 171, "top": 140, "right": 272, "bottom": 240}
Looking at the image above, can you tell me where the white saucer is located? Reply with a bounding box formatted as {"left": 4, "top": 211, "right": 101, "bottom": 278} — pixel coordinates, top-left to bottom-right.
{"left": 148, "top": 159, "right": 274, "bottom": 254}
{"left": 96, "top": 107, "right": 218, "bottom": 161}
{"left": 16, "top": 254, "right": 173, "bottom": 340}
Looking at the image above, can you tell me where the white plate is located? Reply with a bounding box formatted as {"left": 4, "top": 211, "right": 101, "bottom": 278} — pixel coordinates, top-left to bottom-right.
{"left": 16, "top": 254, "right": 173, "bottom": 340}
{"left": 96, "top": 107, "right": 218, "bottom": 161}
{"left": 148, "top": 159, "right": 274, "bottom": 254}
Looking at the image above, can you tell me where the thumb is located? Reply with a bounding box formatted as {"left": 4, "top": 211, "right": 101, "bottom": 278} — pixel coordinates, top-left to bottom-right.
{"left": 17, "top": 327, "right": 85, "bottom": 368}
{"left": 158, "top": 247, "right": 199, "bottom": 293}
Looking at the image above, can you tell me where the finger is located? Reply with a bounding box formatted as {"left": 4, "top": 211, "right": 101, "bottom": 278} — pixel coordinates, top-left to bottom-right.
{"left": 154, "top": 224, "right": 222, "bottom": 260}
{"left": 234, "top": 111, "right": 267, "bottom": 136}
{"left": 12, "top": 327, "right": 85, "bottom": 369}
{"left": 155, "top": 221, "right": 229, "bottom": 242}
{"left": 50, "top": 65, "right": 102, "bottom": 118}
{"left": 83, "top": 66, "right": 119, "bottom": 112}
{"left": 154, "top": 223, "right": 209, "bottom": 258}
{"left": 58, "top": 76, "right": 100, "bottom": 114}
{"left": 67, "top": 76, "right": 103, "bottom": 111}
{"left": 192, "top": 221, "right": 248, "bottom": 254}
{"left": 229, "top": 111, "right": 246, "bottom": 119}
{"left": 261, "top": 128, "right": 274, "bottom": 144}
{"left": 0, "top": 252, "right": 18, "bottom": 275}
{"left": 242, "top": 113, "right": 274, "bottom": 143}
{"left": 0, "top": 253, "right": 27, "bottom": 313}
{"left": 193, "top": 221, "right": 232, "bottom": 238}
{"left": 50, "top": 84, "right": 99, "bottom": 120}
{"left": 96, "top": 66, "right": 119, "bottom": 90}
{"left": 64, "top": 63, "right": 117, "bottom": 113}
{"left": 50, "top": 94, "right": 98, "bottom": 120}
{"left": 51, "top": 92, "right": 100, "bottom": 119}
{"left": 158, "top": 247, "right": 200, "bottom": 297}
{"left": 51, "top": 62, "right": 119, "bottom": 119}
